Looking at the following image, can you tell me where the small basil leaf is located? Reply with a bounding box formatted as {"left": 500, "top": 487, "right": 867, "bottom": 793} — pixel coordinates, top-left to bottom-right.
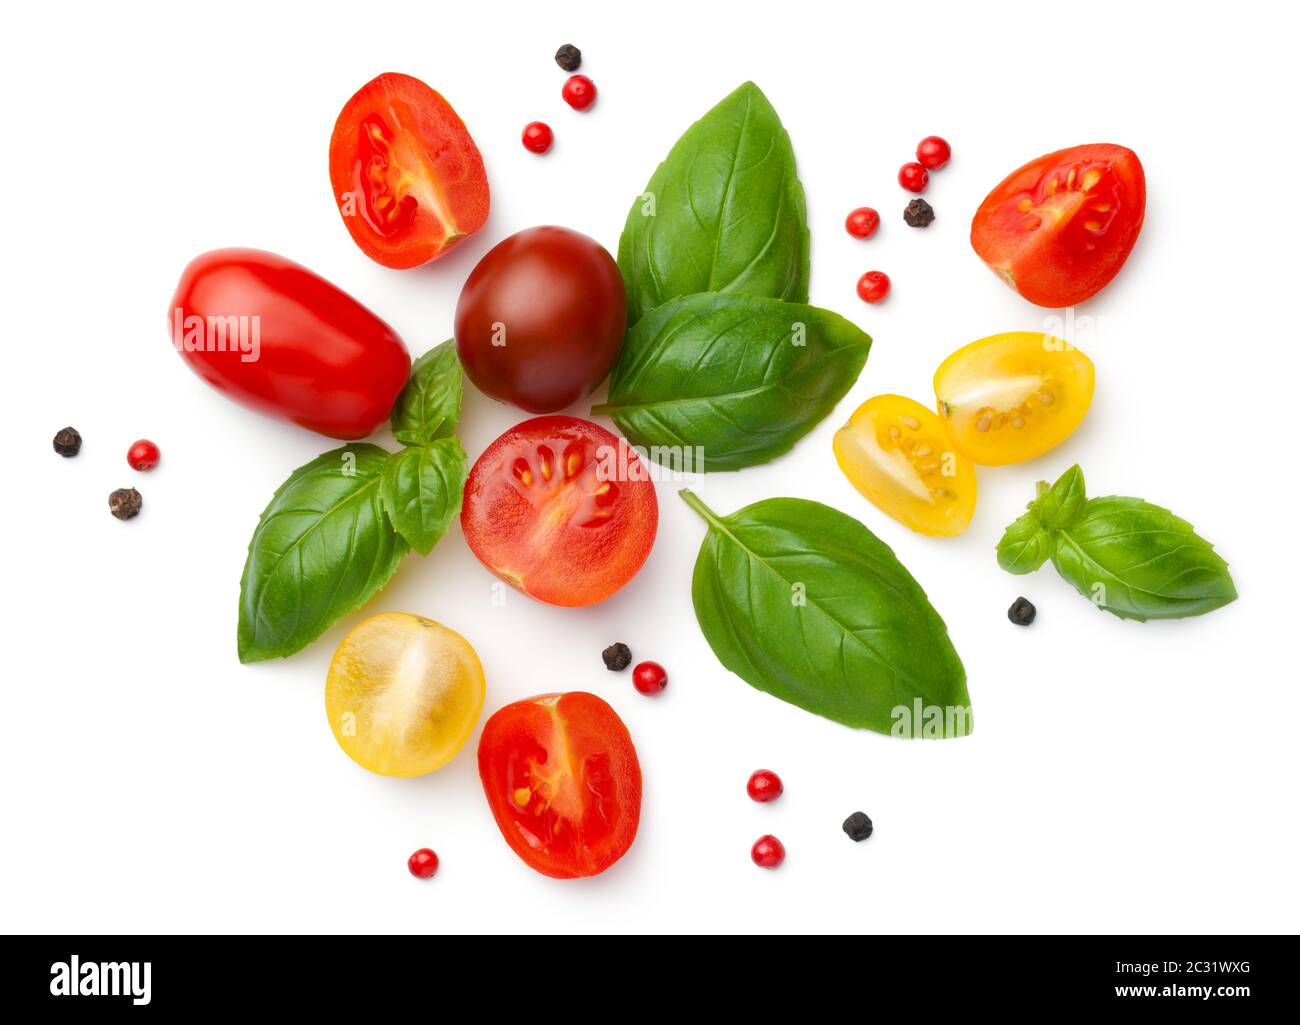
{"left": 594, "top": 293, "right": 870, "bottom": 472}
{"left": 1050, "top": 496, "right": 1238, "bottom": 621}
{"left": 617, "top": 81, "right": 810, "bottom": 325}
{"left": 997, "top": 511, "right": 1051, "bottom": 574}
{"left": 682, "top": 490, "right": 970, "bottom": 737}
{"left": 1033, "top": 464, "right": 1087, "bottom": 529}
{"left": 390, "top": 339, "right": 463, "bottom": 446}
{"left": 379, "top": 438, "right": 468, "bottom": 556}
{"left": 238, "top": 445, "right": 409, "bottom": 663}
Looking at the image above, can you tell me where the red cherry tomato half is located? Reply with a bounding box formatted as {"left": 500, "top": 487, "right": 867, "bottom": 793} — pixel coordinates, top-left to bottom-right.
{"left": 561, "top": 75, "right": 597, "bottom": 111}
{"left": 329, "top": 72, "right": 489, "bottom": 269}
{"left": 916, "top": 136, "right": 951, "bottom": 170}
{"left": 971, "top": 143, "right": 1146, "bottom": 307}
{"left": 462, "top": 416, "right": 657, "bottom": 607}
{"left": 455, "top": 226, "right": 626, "bottom": 413}
{"left": 478, "top": 692, "right": 642, "bottom": 879}
{"left": 521, "top": 121, "right": 554, "bottom": 154}
{"left": 169, "top": 249, "right": 410, "bottom": 439}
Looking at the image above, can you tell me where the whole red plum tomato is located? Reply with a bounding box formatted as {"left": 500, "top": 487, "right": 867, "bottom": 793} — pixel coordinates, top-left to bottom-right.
{"left": 169, "top": 249, "right": 410, "bottom": 439}
{"left": 454, "top": 227, "right": 627, "bottom": 413}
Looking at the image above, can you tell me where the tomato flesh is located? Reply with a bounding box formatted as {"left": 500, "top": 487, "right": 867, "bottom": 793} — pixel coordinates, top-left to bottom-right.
{"left": 971, "top": 143, "right": 1145, "bottom": 307}
{"left": 934, "top": 332, "right": 1095, "bottom": 466}
{"left": 478, "top": 692, "right": 641, "bottom": 879}
{"left": 462, "top": 416, "right": 657, "bottom": 606}
{"left": 833, "top": 394, "right": 977, "bottom": 537}
{"left": 325, "top": 613, "right": 485, "bottom": 777}
{"left": 330, "top": 73, "right": 489, "bottom": 269}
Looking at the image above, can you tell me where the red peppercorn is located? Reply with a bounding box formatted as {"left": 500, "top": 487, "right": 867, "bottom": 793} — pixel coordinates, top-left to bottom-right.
{"left": 751, "top": 835, "right": 785, "bottom": 869}
{"left": 856, "top": 270, "right": 890, "bottom": 304}
{"left": 747, "top": 769, "right": 783, "bottom": 803}
{"left": 632, "top": 661, "right": 667, "bottom": 695}
{"left": 898, "top": 162, "right": 929, "bottom": 193}
{"left": 915, "top": 136, "right": 951, "bottom": 170}
{"left": 844, "top": 207, "right": 880, "bottom": 240}
{"left": 127, "top": 439, "right": 160, "bottom": 471}
{"left": 561, "top": 75, "right": 597, "bottom": 112}
{"left": 408, "top": 848, "right": 439, "bottom": 879}
{"left": 521, "top": 121, "right": 554, "bottom": 154}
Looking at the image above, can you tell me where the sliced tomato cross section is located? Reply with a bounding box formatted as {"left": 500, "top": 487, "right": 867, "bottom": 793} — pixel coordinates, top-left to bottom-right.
{"left": 329, "top": 72, "right": 489, "bottom": 269}
{"left": 461, "top": 416, "right": 658, "bottom": 606}
{"left": 971, "top": 143, "right": 1145, "bottom": 307}
{"left": 478, "top": 692, "right": 642, "bottom": 879}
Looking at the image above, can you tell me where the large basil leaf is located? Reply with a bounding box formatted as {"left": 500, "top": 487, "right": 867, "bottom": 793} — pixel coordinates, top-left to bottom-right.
{"left": 617, "top": 81, "right": 809, "bottom": 325}
{"left": 593, "top": 294, "right": 870, "bottom": 471}
{"left": 390, "top": 339, "right": 462, "bottom": 446}
{"left": 379, "top": 438, "right": 467, "bottom": 556}
{"left": 996, "top": 464, "right": 1237, "bottom": 621}
{"left": 682, "top": 491, "right": 971, "bottom": 737}
{"left": 238, "top": 445, "right": 409, "bottom": 662}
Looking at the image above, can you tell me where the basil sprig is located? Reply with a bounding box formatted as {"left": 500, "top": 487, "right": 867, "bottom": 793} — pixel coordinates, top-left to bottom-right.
{"left": 237, "top": 341, "right": 468, "bottom": 663}
{"left": 682, "top": 490, "right": 971, "bottom": 738}
{"left": 997, "top": 465, "right": 1237, "bottom": 621}
{"left": 605, "top": 83, "right": 866, "bottom": 473}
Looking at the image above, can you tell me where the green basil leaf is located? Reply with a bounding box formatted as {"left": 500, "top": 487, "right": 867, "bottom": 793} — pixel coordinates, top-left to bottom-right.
{"left": 390, "top": 339, "right": 463, "bottom": 446}
{"left": 616, "top": 81, "right": 809, "bottom": 325}
{"left": 1050, "top": 496, "right": 1238, "bottom": 621}
{"left": 379, "top": 438, "right": 468, "bottom": 556}
{"left": 682, "top": 490, "right": 971, "bottom": 737}
{"left": 238, "top": 444, "right": 409, "bottom": 663}
{"left": 997, "top": 511, "right": 1051, "bottom": 574}
{"left": 593, "top": 293, "right": 870, "bottom": 472}
{"left": 1032, "top": 463, "right": 1087, "bottom": 529}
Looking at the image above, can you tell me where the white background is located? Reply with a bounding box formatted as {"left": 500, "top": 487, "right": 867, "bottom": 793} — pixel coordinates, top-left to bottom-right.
{"left": 4, "top": 0, "right": 1296, "bottom": 935}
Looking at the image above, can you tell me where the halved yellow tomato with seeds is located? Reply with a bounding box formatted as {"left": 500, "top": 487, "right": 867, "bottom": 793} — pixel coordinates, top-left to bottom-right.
{"left": 325, "top": 613, "right": 485, "bottom": 777}
{"left": 934, "top": 332, "right": 1094, "bottom": 466}
{"left": 833, "top": 394, "right": 977, "bottom": 537}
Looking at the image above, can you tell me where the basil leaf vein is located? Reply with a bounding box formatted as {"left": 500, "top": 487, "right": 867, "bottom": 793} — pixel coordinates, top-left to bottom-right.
{"left": 683, "top": 491, "right": 970, "bottom": 736}
{"left": 595, "top": 293, "right": 870, "bottom": 471}
{"left": 237, "top": 444, "right": 408, "bottom": 663}
{"left": 617, "top": 81, "right": 809, "bottom": 324}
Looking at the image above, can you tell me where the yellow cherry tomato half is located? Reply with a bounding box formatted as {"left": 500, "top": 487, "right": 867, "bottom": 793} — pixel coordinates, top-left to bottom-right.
{"left": 832, "top": 394, "right": 978, "bottom": 537}
{"left": 934, "top": 332, "right": 1095, "bottom": 466}
{"left": 325, "top": 612, "right": 486, "bottom": 777}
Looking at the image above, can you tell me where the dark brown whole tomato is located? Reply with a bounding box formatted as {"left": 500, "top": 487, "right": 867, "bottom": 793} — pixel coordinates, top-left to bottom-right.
{"left": 454, "top": 226, "right": 626, "bottom": 413}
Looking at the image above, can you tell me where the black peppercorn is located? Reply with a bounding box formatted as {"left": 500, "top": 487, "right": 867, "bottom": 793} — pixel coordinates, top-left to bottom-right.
{"left": 903, "top": 198, "right": 935, "bottom": 228}
{"left": 554, "top": 44, "right": 582, "bottom": 72}
{"left": 1008, "top": 596, "right": 1036, "bottom": 626}
{"left": 109, "top": 487, "right": 143, "bottom": 521}
{"left": 602, "top": 642, "right": 632, "bottom": 671}
{"left": 53, "top": 427, "right": 82, "bottom": 457}
{"left": 843, "top": 811, "right": 873, "bottom": 842}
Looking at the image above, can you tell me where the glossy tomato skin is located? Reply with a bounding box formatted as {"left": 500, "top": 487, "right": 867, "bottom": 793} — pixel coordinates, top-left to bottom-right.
{"left": 329, "top": 72, "right": 489, "bottom": 269}
{"left": 455, "top": 227, "right": 627, "bottom": 413}
{"left": 462, "top": 416, "right": 657, "bottom": 606}
{"left": 971, "top": 143, "right": 1145, "bottom": 307}
{"left": 478, "top": 692, "right": 641, "bottom": 879}
{"left": 169, "top": 249, "right": 410, "bottom": 439}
